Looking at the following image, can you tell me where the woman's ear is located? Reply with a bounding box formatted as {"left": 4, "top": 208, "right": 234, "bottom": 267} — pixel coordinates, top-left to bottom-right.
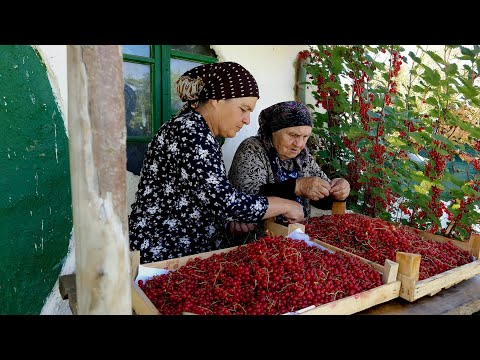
{"left": 210, "top": 99, "right": 220, "bottom": 109}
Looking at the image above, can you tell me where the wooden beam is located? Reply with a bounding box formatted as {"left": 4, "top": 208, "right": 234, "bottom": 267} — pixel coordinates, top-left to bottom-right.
{"left": 331, "top": 201, "right": 346, "bottom": 215}
{"left": 396, "top": 252, "right": 421, "bottom": 280}
{"left": 67, "top": 45, "right": 131, "bottom": 314}
{"left": 59, "top": 274, "right": 76, "bottom": 300}
{"left": 382, "top": 259, "right": 399, "bottom": 284}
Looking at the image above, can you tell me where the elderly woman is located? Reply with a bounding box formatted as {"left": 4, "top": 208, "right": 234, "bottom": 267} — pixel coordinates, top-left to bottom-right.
{"left": 228, "top": 100, "right": 350, "bottom": 237}
{"left": 128, "top": 63, "right": 304, "bottom": 264}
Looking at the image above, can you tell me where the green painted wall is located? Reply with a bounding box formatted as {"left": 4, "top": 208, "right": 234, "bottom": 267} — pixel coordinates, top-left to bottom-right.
{"left": 0, "top": 45, "right": 72, "bottom": 314}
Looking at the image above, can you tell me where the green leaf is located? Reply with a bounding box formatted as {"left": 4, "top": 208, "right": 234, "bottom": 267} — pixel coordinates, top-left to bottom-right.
{"left": 425, "top": 96, "right": 438, "bottom": 106}
{"left": 445, "top": 63, "right": 458, "bottom": 76}
{"left": 324, "top": 81, "right": 343, "bottom": 91}
{"left": 331, "top": 158, "right": 341, "bottom": 170}
{"left": 387, "top": 136, "right": 407, "bottom": 147}
{"left": 390, "top": 181, "right": 405, "bottom": 195}
{"left": 409, "top": 51, "right": 422, "bottom": 64}
{"left": 317, "top": 150, "right": 330, "bottom": 158}
{"left": 345, "top": 126, "right": 369, "bottom": 138}
{"left": 425, "top": 50, "right": 444, "bottom": 64}
{"left": 422, "top": 66, "right": 441, "bottom": 86}
{"left": 313, "top": 111, "right": 329, "bottom": 125}
{"left": 443, "top": 173, "right": 466, "bottom": 188}
{"left": 413, "top": 180, "right": 432, "bottom": 195}
{"left": 410, "top": 170, "right": 428, "bottom": 183}
{"left": 383, "top": 106, "right": 394, "bottom": 115}
{"left": 460, "top": 46, "right": 475, "bottom": 58}
{"left": 412, "top": 85, "right": 425, "bottom": 93}
{"left": 392, "top": 96, "right": 405, "bottom": 107}
{"left": 331, "top": 58, "right": 343, "bottom": 74}
{"left": 371, "top": 187, "right": 387, "bottom": 200}
{"left": 410, "top": 132, "right": 426, "bottom": 146}
{"left": 436, "top": 148, "right": 450, "bottom": 156}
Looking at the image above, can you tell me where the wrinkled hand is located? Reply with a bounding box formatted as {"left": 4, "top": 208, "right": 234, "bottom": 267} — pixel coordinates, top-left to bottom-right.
{"left": 295, "top": 177, "right": 331, "bottom": 201}
{"left": 228, "top": 221, "right": 256, "bottom": 236}
{"left": 283, "top": 200, "right": 305, "bottom": 224}
{"left": 329, "top": 178, "right": 350, "bottom": 201}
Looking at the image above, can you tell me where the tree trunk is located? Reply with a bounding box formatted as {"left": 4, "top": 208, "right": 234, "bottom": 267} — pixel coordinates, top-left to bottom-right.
{"left": 67, "top": 45, "right": 131, "bottom": 314}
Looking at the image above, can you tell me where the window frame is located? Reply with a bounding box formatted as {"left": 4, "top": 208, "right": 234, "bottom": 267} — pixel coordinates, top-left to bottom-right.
{"left": 123, "top": 45, "right": 218, "bottom": 145}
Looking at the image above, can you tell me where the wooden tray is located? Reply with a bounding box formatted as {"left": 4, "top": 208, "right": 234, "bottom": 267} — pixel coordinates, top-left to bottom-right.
{"left": 129, "top": 221, "right": 401, "bottom": 315}
{"left": 298, "top": 212, "right": 480, "bottom": 302}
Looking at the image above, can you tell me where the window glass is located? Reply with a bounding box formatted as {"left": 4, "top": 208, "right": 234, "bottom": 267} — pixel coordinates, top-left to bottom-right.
{"left": 123, "top": 62, "right": 152, "bottom": 137}
{"left": 122, "top": 45, "right": 150, "bottom": 57}
{"left": 170, "top": 58, "right": 204, "bottom": 115}
{"left": 127, "top": 143, "right": 149, "bottom": 176}
{"left": 171, "top": 45, "right": 216, "bottom": 57}
{"left": 123, "top": 45, "right": 218, "bottom": 175}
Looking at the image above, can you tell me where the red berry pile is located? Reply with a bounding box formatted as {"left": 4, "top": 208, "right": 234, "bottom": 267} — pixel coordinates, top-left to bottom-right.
{"left": 138, "top": 235, "right": 383, "bottom": 315}
{"left": 305, "top": 214, "right": 472, "bottom": 280}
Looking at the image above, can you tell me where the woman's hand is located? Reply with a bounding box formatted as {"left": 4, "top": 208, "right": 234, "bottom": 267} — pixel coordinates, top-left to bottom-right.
{"left": 282, "top": 200, "right": 305, "bottom": 224}
{"left": 295, "top": 177, "right": 331, "bottom": 201}
{"left": 329, "top": 178, "right": 350, "bottom": 201}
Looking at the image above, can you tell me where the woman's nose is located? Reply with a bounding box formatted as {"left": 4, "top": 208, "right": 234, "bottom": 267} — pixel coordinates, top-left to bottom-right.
{"left": 243, "top": 113, "right": 251, "bottom": 125}
{"left": 293, "top": 138, "right": 304, "bottom": 147}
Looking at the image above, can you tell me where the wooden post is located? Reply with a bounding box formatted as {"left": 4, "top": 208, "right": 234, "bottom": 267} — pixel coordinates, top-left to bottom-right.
{"left": 396, "top": 252, "right": 421, "bottom": 281}
{"left": 331, "top": 201, "right": 346, "bottom": 215}
{"left": 67, "top": 45, "right": 131, "bottom": 314}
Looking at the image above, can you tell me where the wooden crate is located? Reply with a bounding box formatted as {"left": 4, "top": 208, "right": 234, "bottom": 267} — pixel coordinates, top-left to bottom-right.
{"left": 130, "top": 240, "right": 400, "bottom": 315}
{"left": 300, "top": 214, "right": 480, "bottom": 302}
{"left": 262, "top": 219, "right": 401, "bottom": 314}
{"left": 394, "top": 232, "right": 480, "bottom": 302}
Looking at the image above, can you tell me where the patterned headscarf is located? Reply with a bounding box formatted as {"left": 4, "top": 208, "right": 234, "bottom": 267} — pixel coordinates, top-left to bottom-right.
{"left": 258, "top": 100, "right": 313, "bottom": 139}
{"left": 176, "top": 61, "right": 259, "bottom": 114}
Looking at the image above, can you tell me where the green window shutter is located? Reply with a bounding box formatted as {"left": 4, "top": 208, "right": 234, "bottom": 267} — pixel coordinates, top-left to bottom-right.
{"left": 122, "top": 45, "right": 218, "bottom": 175}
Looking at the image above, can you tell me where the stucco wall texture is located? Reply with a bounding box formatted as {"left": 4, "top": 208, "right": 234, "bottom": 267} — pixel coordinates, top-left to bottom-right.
{"left": 0, "top": 45, "right": 72, "bottom": 314}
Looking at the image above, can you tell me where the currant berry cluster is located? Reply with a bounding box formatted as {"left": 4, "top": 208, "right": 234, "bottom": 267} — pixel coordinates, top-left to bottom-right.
{"left": 305, "top": 214, "right": 472, "bottom": 280}
{"left": 138, "top": 235, "right": 383, "bottom": 315}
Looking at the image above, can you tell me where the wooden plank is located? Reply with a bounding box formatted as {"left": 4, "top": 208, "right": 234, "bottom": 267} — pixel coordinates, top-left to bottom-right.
{"left": 131, "top": 281, "right": 159, "bottom": 315}
{"left": 130, "top": 251, "right": 140, "bottom": 281}
{"left": 471, "top": 234, "right": 480, "bottom": 259}
{"left": 288, "top": 222, "right": 305, "bottom": 234}
{"left": 397, "top": 273, "right": 419, "bottom": 302}
{"left": 142, "top": 247, "right": 238, "bottom": 270}
{"left": 415, "top": 230, "right": 472, "bottom": 253}
{"left": 67, "top": 45, "right": 131, "bottom": 314}
{"left": 396, "top": 252, "right": 421, "bottom": 281}
{"left": 300, "top": 282, "right": 401, "bottom": 315}
{"left": 412, "top": 260, "right": 480, "bottom": 300}
{"left": 68, "top": 290, "right": 78, "bottom": 315}
{"left": 264, "top": 218, "right": 304, "bottom": 237}
{"left": 331, "top": 201, "right": 346, "bottom": 215}
{"left": 59, "top": 274, "right": 76, "bottom": 300}
{"left": 383, "top": 259, "right": 399, "bottom": 284}
{"left": 359, "top": 275, "right": 480, "bottom": 315}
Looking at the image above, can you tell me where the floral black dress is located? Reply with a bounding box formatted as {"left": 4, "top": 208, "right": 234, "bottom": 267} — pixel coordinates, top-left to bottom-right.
{"left": 128, "top": 110, "right": 268, "bottom": 263}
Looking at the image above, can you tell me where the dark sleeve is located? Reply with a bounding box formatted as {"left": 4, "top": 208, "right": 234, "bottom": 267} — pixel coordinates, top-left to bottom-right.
{"left": 310, "top": 195, "right": 347, "bottom": 210}
{"left": 259, "top": 179, "right": 297, "bottom": 200}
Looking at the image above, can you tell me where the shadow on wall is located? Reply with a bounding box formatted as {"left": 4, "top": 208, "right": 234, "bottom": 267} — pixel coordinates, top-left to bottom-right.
{"left": 127, "top": 171, "right": 140, "bottom": 216}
